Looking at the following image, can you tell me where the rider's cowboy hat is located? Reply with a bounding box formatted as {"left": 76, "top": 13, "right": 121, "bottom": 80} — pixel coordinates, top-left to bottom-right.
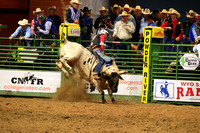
{"left": 186, "top": 10, "right": 197, "bottom": 18}
{"left": 160, "top": 9, "right": 168, "bottom": 14}
{"left": 111, "top": 4, "right": 122, "bottom": 13}
{"left": 119, "top": 11, "right": 130, "bottom": 17}
{"left": 18, "top": 19, "right": 31, "bottom": 26}
{"left": 122, "top": 4, "right": 133, "bottom": 12}
{"left": 169, "top": 9, "right": 181, "bottom": 18}
{"left": 70, "top": 0, "right": 82, "bottom": 5}
{"left": 33, "top": 8, "right": 44, "bottom": 15}
{"left": 142, "top": 8, "right": 152, "bottom": 15}
{"left": 81, "top": 7, "right": 91, "bottom": 12}
{"left": 48, "top": 6, "right": 58, "bottom": 12}
{"left": 99, "top": 6, "right": 108, "bottom": 12}
{"left": 134, "top": 5, "right": 142, "bottom": 11}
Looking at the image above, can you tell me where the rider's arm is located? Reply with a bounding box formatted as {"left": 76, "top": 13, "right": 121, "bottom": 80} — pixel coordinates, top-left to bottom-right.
{"left": 11, "top": 26, "right": 21, "bottom": 38}
{"left": 39, "top": 21, "right": 52, "bottom": 35}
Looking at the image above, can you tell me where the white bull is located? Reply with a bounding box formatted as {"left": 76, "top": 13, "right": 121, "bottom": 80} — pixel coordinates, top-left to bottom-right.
{"left": 56, "top": 40, "right": 126, "bottom": 103}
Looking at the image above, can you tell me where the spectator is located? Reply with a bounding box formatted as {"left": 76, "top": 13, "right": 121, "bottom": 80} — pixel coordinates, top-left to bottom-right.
{"left": 193, "top": 36, "right": 200, "bottom": 60}
{"left": 31, "top": 8, "right": 44, "bottom": 38}
{"left": 137, "top": 8, "right": 152, "bottom": 50}
{"left": 35, "top": 14, "right": 58, "bottom": 47}
{"left": 153, "top": 9, "right": 162, "bottom": 26}
{"left": 132, "top": 5, "right": 143, "bottom": 42}
{"left": 94, "top": 6, "right": 108, "bottom": 32}
{"left": 66, "top": 0, "right": 82, "bottom": 25}
{"left": 47, "top": 6, "right": 61, "bottom": 31}
{"left": 147, "top": 14, "right": 156, "bottom": 26}
{"left": 9, "top": 19, "right": 33, "bottom": 46}
{"left": 190, "top": 15, "right": 200, "bottom": 44}
{"left": 110, "top": 4, "right": 122, "bottom": 25}
{"left": 182, "top": 10, "right": 197, "bottom": 51}
{"left": 114, "top": 4, "right": 136, "bottom": 27}
{"left": 160, "top": 9, "right": 183, "bottom": 52}
{"left": 157, "top": 9, "right": 168, "bottom": 26}
{"left": 79, "top": 7, "right": 93, "bottom": 47}
{"left": 113, "top": 11, "right": 135, "bottom": 50}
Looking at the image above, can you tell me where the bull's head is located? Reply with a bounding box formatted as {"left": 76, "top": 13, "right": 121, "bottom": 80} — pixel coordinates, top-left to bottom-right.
{"left": 108, "top": 71, "right": 127, "bottom": 93}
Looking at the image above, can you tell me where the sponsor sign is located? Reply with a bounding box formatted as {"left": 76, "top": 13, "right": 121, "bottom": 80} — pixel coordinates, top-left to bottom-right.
{"left": 154, "top": 79, "right": 200, "bottom": 102}
{"left": 152, "top": 27, "right": 164, "bottom": 38}
{"left": 87, "top": 75, "right": 143, "bottom": 96}
{"left": 69, "top": 28, "right": 80, "bottom": 36}
{"left": 180, "top": 53, "right": 199, "bottom": 70}
{"left": 0, "top": 70, "right": 61, "bottom": 93}
{"left": 141, "top": 30, "right": 151, "bottom": 103}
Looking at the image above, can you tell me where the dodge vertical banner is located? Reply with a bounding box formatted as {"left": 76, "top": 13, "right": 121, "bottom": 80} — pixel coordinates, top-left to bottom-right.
{"left": 141, "top": 29, "right": 152, "bottom": 103}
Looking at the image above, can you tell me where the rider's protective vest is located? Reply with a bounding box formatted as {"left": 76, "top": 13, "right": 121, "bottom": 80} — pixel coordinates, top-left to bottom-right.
{"left": 43, "top": 18, "right": 58, "bottom": 35}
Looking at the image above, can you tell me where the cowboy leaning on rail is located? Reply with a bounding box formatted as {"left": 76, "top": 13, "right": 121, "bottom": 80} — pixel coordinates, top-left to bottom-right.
{"left": 9, "top": 19, "right": 33, "bottom": 46}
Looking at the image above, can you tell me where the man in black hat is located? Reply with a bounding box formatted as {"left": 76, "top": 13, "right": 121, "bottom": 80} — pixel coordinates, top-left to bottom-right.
{"left": 79, "top": 7, "right": 93, "bottom": 47}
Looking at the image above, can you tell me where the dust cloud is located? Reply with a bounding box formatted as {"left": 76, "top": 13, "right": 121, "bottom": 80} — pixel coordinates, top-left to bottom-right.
{"left": 53, "top": 74, "right": 90, "bottom": 102}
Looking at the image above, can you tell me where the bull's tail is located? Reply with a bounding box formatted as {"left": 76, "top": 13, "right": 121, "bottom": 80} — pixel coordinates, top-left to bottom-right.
{"left": 60, "top": 0, "right": 69, "bottom": 44}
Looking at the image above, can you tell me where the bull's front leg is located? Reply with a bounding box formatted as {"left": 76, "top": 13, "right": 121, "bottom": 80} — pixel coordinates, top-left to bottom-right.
{"left": 56, "top": 61, "right": 69, "bottom": 77}
{"left": 107, "top": 88, "right": 115, "bottom": 103}
{"left": 60, "top": 58, "right": 73, "bottom": 75}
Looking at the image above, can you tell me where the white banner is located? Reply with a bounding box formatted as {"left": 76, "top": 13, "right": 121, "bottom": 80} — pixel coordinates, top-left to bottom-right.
{"left": 87, "top": 75, "right": 143, "bottom": 96}
{"left": 0, "top": 70, "right": 61, "bottom": 93}
{"left": 154, "top": 79, "right": 200, "bottom": 102}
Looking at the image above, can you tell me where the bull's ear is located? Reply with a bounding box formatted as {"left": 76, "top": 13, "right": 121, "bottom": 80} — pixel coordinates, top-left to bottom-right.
{"left": 118, "top": 70, "right": 128, "bottom": 75}
{"left": 119, "top": 76, "right": 124, "bottom": 80}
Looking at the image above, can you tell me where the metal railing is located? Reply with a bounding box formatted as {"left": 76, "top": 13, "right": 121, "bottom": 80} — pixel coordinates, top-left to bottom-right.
{"left": 0, "top": 37, "right": 60, "bottom": 71}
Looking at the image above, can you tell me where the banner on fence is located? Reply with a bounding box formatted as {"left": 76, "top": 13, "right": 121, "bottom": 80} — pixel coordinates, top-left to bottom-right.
{"left": 87, "top": 75, "right": 143, "bottom": 96}
{"left": 0, "top": 70, "right": 61, "bottom": 93}
{"left": 154, "top": 79, "right": 200, "bottom": 102}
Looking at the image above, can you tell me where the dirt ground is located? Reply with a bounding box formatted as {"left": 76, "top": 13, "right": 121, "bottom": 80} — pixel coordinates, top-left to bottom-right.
{"left": 0, "top": 96, "right": 200, "bottom": 133}
{"left": 1, "top": 76, "right": 200, "bottom": 133}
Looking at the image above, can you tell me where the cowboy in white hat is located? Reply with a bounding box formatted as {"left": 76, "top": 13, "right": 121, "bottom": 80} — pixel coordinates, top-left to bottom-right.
{"left": 9, "top": 19, "right": 33, "bottom": 46}
{"left": 160, "top": 9, "right": 184, "bottom": 52}
{"left": 31, "top": 8, "right": 44, "bottom": 37}
{"left": 66, "top": 0, "right": 82, "bottom": 24}
{"left": 113, "top": 11, "right": 135, "bottom": 51}
{"left": 182, "top": 10, "right": 197, "bottom": 47}
{"left": 47, "top": 6, "right": 61, "bottom": 31}
{"left": 114, "top": 4, "right": 136, "bottom": 26}
{"left": 94, "top": 6, "right": 108, "bottom": 30}
{"left": 111, "top": 4, "right": 121, "bottom": 24}
{"left": 159, "top": 9, "right": 168, "bottom": 25}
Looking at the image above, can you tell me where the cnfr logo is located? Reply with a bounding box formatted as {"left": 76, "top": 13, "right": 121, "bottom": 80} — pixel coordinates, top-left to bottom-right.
{"left": 11, "top": 72, "right": 43, "bottom": 85}
{"left": 154, "top": 31, "right": 164, "bottom": 37}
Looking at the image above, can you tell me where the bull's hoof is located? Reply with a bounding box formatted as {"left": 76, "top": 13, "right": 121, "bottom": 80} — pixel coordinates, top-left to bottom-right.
{"left": 102, "top": 99, "right": 107, "bottom": 104}
{"left": 111, "top": 98, "right": 115, "bottom": 103}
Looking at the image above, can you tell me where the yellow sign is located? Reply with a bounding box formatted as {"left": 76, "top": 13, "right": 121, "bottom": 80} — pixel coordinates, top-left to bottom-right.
{"left": 59, "top": 23, "right": 80, "bottom": 39}
{"left": 143, "top": 26, "right": 164, "bottom": 38}
{"left": 141, "top": 30, "right": 151, "bottom": 103}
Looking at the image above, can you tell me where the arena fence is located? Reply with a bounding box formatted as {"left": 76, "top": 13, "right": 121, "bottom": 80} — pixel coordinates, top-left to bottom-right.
{"left": 141, "top": 27, "right": 200, "bottom": 105}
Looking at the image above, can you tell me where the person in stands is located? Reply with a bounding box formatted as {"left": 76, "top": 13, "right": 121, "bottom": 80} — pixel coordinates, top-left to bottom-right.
{"left": 66, "top": 0, "right": 82, "bottom": 25}
{"left": 35, "top": 14, "right": 58, "bottom": 47}
{"left": 47, "top": 6, "right": 61, "bottom": 31}
{"left": 160, "top": 9, "right": 183, "bottom": 52}
{"left": 31, "top": 8, "right": 44, "bottom": 38}
{"left": 110, "top": 4, "right": 122, "bottom": 25}
{"left": 79, "top": 7, "right": 93, "bottom": 47}
{"left": 9, "top": 19, "right": 33, "bottom": 46}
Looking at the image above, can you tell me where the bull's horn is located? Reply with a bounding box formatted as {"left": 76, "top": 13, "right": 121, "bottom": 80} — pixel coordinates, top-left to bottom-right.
{"left": 118, "top": 70, "right": 128, "bottom": 75}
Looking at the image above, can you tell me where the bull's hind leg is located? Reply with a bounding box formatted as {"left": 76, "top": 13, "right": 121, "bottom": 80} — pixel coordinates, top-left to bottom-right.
{"left": 60, "top": 58, "right": 73, "bottom": 75}
{"left": 56, "top": 61, "right": 69, "bottom": 77}
{"left": 107, "top": 89, "right": 115, "bottom": 103}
